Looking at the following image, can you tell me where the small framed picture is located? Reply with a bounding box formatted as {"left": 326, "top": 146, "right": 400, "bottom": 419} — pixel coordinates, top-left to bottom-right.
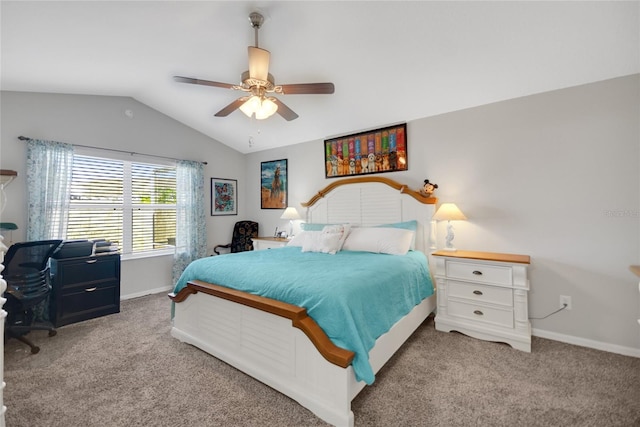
{"left": 211, "top": 178, "right": 237, "bottom": 216}
{"left": 261, "top": 159, "right": 288, "bottom": 209}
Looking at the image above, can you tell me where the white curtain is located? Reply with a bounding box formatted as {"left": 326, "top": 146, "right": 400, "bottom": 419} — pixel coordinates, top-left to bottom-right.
{"left": 26, "top": 139, "right": 74, "bottom": 241}
{"left": 172, "top": 160, "right": 206, "bottom": 284}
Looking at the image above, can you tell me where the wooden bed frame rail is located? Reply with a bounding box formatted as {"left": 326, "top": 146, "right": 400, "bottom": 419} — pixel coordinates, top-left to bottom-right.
{"left": 301, "top": 176, "right": 437, "bottom": 208}
{"left": 170, "top": 280, "right": 354, "bottom": 367}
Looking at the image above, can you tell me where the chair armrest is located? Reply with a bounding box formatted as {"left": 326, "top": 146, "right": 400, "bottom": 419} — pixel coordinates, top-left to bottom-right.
{"left": 213, "top": 243, "right": 231, "bottom": 255}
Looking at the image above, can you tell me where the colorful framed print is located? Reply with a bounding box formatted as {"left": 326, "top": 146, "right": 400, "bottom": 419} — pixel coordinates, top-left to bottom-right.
{"left": 261, "top": 159, "right": 288, "bottom": 209}
{"left": 211, "top": 178, "right": 237, "bottom": 216}
{"left": 324, "top": 123, "right": 408, "bottom": 178}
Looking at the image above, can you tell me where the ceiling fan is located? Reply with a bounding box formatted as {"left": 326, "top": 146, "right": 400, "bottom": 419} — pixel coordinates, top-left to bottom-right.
{"left": 174, "top": 12, "right": 335, "bottom": 121}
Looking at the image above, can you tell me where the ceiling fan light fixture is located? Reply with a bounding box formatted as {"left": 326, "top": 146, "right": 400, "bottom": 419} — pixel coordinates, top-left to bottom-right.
{"left": 239, "top": 95, "right": 260, "bottom": 116}
{"left": 239, "top": 95, "right": 278, "bottom": 120}
{"left": 256, "top": 97, "right": 278, "bottom": 119}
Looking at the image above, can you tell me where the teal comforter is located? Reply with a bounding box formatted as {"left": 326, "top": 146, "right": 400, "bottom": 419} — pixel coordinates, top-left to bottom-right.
{"left": 173, "top": 246, "right": 434, "bottom": 384}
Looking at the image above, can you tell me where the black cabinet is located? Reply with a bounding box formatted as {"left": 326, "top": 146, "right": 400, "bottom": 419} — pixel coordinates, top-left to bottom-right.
{"left": 50, "top": 253, "right": 121, "bottom": 327}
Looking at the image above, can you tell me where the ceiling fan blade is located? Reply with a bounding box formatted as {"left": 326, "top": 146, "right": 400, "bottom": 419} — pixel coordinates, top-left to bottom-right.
{"left": 279, "top": 82, "right": 335, "bottom": 95}
{"left": 273, "top": 98, "right": 299, "bottom": 121}
{"left": 248, "top": 47, "right": 270, "bottom": 81}
{"left": 174, "top": 76, "right": 235, "bottom": 89}
{"left": 214, "top": 98, "right": 247, "bottom": 117}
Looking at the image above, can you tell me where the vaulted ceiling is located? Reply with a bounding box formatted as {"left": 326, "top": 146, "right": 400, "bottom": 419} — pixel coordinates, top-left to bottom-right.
{"left": 2, "top": 1, "right": 638, "bottom": 154}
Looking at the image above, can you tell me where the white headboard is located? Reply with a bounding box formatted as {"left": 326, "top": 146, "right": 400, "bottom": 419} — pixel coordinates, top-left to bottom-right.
{"left": 301, "top": 177, "right": 438, "bottom": 253}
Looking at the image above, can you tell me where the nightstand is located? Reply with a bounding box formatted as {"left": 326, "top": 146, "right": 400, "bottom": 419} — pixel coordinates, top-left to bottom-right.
{"left": 252, "top": 237, "right": 289, "bottom": 251}
{"left": 432, "top": 250, "right": 531, "bottom": 352}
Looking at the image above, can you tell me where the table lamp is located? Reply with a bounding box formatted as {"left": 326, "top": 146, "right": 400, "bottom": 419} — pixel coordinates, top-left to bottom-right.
{"left": 432, "top": 203, "right": 467, "bottom": 251}
{"left": 280, "top": 206, "right": 301, "bottom": 237}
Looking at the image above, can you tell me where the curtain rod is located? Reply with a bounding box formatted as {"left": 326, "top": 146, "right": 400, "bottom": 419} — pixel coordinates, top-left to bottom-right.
{"left": 18, "top": 136, "right": 208, "bottom": 165}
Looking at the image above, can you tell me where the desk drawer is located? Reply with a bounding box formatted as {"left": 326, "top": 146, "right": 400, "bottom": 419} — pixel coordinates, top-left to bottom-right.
{"left": 56, "top": 283, "right": 119, "bottom": 326}
{"left": 447, "top": 261, "right": 512, "bottom": 286}
{"left": 448, "top": 281, "right": 513, "bottom": 307}
{"left": 52, "top": 255, "right": 119, "bottom": 288}
{"left": 448, "top": 300, "right": 513, "bottom": 328}
{"left": 60, "top": 277, "right": 116, "bottom": 295}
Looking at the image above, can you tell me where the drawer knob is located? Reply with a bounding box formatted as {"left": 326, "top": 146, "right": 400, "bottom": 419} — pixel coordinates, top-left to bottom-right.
{"left": 85, "top": 259, "right": 98, "bottom": 264}
{"left": 85, "top": 287, "right": 98, "bottom": 292}
{"left": 473, "top": 290, "right": 483, "bottom": 296}
{"left": 473, "top": 310, "right": 484, "bottom": 316}
{"left": 472, "top": 270, "right": 483, "bottom": 275}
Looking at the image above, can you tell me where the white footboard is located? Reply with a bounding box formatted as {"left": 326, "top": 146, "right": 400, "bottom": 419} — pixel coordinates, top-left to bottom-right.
{"left": 171, "top": 283, "right": 436, "bottom": 427}
{"left": 172, "top": 289, "right": 356, "bottom": 426}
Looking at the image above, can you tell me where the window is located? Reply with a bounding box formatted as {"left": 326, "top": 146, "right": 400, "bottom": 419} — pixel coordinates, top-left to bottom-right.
{"left": 67, "top": 153, "right": 177, "bottom": 256}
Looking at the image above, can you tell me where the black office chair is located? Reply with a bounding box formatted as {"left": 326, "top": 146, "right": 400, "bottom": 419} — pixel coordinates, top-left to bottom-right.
{"left": 3, "top": 239, "right": 63, "bottom": 354}
{"left": 213, "top": 221, "right": 258, "bottom": 255}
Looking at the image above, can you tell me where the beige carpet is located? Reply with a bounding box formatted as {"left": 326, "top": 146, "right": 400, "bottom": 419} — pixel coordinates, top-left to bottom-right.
{"left": 4, "top": 292, "right": 640, "bottom": 426}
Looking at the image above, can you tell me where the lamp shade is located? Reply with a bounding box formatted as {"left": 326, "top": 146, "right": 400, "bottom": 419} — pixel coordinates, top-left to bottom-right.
{"left": 280, "top": 207, "right": 301, "bottom": 220}
{"left": 432, "top": 203, "right": 467, "bottom": 221}
{"left": 239, "top": 96, "right": 261, "bottom": 117}
{"left": 255, "top": 97, "right": 278, "bottom": 120}
{"left": 239, "top": 95, "right": 278, "bottom": 120}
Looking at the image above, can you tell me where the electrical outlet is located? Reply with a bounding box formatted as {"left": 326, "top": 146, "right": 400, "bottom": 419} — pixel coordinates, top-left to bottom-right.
{"left": 560, "top": 295, "right": 572, "bottom": 310}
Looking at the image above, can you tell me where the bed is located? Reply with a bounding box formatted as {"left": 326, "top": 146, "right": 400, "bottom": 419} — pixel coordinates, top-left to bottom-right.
{"left": 169, "top": 176, "right": 438, "bottom": 426}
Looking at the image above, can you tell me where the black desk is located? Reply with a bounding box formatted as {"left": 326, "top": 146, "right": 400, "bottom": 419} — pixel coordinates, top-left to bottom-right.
{"left": 49, "top": 253, "right": 120, "bottom": 327}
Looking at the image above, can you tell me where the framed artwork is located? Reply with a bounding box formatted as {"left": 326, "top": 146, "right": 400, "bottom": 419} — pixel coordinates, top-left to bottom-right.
{"left": 261, "top": 159, "right": 288, "bottom": 209}
{"left": 211, "top": 178, "right": 237, "bottom": 216}
{"left": 324, "top": 123, "right": 408, "bottom": 178}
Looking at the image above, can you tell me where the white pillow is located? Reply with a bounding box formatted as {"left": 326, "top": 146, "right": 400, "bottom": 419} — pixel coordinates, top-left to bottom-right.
{"left": 301, "top": 224, "right": 351, "bottom": 255}
{"left": 287, "top": 231, "right": 313, "bottom": 247}
{"left": 301, "top": 231, "right": 336, "bottom": 254}
{"left": 342, "top": 227, "right": 414, "bottom": 255}
{"left": 376, "top": 220, "right": 418, "bottom": 250}
{"left": 321, "top": 224, "right": 351, "bottom": 250}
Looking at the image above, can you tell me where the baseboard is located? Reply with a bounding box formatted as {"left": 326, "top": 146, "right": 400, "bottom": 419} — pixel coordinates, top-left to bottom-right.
{"left": 121, "top": 285, "right": 173, "bottom": 300}
{"left": 532, "top": 328, "right": 640, "bottom": 358}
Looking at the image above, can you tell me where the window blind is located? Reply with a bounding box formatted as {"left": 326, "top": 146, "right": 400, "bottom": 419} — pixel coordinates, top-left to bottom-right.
{"left": 67, "top": 154, "right": 176, "bottom": 255}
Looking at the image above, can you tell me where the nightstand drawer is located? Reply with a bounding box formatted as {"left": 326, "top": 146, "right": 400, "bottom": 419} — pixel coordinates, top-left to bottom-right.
{"left": 256, "top": 242, "right": 286, "bottom": 250}
{"left": 448, "top": 300, "right": 514, "bottom": 328}
{"left": 447, "top": 261, "right": 512, "bottom": 286}
{"left": 448, "top": 281, "right": 513, "bottom": 307}
{"left": 252, "top": 237, "right": 288, "bottom": 251}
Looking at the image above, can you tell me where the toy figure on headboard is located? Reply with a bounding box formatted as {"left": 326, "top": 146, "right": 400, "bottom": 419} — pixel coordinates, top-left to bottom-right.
{"left": 419, "top": 179, "right": 438, "bottom": 197}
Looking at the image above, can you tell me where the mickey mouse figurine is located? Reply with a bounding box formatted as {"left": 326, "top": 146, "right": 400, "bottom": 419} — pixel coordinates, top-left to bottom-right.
{"left": 419, "top": 179, "right": 438, "bottom": 197}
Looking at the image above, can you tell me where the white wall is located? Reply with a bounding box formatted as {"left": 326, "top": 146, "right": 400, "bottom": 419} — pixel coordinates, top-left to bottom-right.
{"left": 246, "top": 75, "right": 640, "bottom": 354}
{"left": 0, "top": 91, "right": 246, "bottom": 298}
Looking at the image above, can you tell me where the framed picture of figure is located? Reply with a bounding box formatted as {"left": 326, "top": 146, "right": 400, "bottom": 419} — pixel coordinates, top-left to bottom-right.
{"left": 260, "top": 159, "right": 287, "bottom": 209}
